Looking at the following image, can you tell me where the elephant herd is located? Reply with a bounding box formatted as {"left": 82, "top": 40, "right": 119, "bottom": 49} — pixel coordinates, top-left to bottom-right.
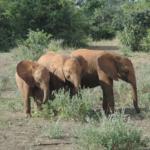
{"left": 15, "top": 49, "right": 140, "bottom": 117}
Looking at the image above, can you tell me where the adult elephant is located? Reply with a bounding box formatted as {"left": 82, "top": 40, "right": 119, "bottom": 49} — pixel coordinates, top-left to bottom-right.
{"left": 62, "top": 49, "right": 140, "bottom": 114}
{"left": 15, "top": 60, "right": 50, "bottom": 117}
{"left": 37, "top": 51, "right": 81, "bottom": 95}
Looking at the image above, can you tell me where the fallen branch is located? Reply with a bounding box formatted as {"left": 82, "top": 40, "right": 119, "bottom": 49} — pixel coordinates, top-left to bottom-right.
{"left": 33, "top": 141, "right": 72, "bottom": 146}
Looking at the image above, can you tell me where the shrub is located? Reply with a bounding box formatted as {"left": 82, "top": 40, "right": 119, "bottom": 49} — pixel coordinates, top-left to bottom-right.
{"left": 141, "top": 29, "right": 150, "bottom": 52}
{"left": 74, "top": 113, "right": 145, "bottom": 150}
{"left": 0, "top": 1, "right": 15, "bottom": 51}
{"left": 51, "top": 89, "right": 100, "bottom": 121}
{"left": 118, "top": 7, "right": 150, "bottom": 51}
{"left": 35, "top": 89, "right": 101, "bottom": 121}
{"left": 0, "top": 0, "right": 88, "bottom": 50}
{"left": 17, "top": 30, "right": 51, "bottom": 60}
{"left": 47, "top": 39, "right": 63, "bottom": 52}
{"left": 82, "top": 0, "right": 116, "bottom": 40}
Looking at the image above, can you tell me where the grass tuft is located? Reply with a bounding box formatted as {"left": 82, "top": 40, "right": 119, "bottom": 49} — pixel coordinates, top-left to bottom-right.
{"left": 41, "top": 121, "right": 64, "bottom": 139}
{"left": 74, "top": 113, "right": 146, "bottom": 150}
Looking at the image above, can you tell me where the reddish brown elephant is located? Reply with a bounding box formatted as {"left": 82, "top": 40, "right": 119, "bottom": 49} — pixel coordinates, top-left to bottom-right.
{"left": 37, "top": 51, "right": 81, "bottom": 95}
{"left": 15, "top": 60, "right": 50, "bottom": 117}
{"left": 61, "top": 49, "right": 140, "bottom": 114}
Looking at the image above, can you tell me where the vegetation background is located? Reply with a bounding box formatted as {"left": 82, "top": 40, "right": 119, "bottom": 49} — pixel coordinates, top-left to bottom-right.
{"left": 0, "top": 0, "right": 150, "bottom": 150}
{"left": 0, "top": 0, "right": 150, "bottom": 53}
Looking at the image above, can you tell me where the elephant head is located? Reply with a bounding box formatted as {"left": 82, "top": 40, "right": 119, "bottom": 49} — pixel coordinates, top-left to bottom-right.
{"left": 16, "top": 60, "right": 50, "bottom": 103}
{"left": 97, "top": 53, "right": 140, "bottom": 113}
{"left": 62, "top": 57, "right": 82, "bottom": 92}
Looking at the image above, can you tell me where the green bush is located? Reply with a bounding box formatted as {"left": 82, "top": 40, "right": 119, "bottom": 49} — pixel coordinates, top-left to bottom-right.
{"left": 35, "top": 89, "right": 100, "bottom": 121}
{"left": 118, "top": 5, "right": 150, "bottom": 51}
{"left": 74, "top": 113, "right": 145, "bottom": 150}
{"left": 51, "top": 89, "right": 100, "bottom": 121}
{"left": 141, "top": 29, "right": 150, "bottom": 52}
{"left": 82, "top": 0, "right": 116, "bottom": 40}
{"left": 0, "top": 0, "right": 88, "bottom": 50}
{"left": 47, "top": 39, "right": 63, "bottom": 52}
{"left": 17, "top": 30, "right": 51, "bottom": 60}
{"left": 0, "top": 2, "right": 15, "bottom": 51}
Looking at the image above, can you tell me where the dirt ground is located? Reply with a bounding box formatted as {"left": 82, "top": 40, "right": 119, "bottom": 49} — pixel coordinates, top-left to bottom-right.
{"left": 0, "top": 110, "right": 76, "bottom": 150}
{"left": 0, "top": 44, "right": 150, "bottom": 150}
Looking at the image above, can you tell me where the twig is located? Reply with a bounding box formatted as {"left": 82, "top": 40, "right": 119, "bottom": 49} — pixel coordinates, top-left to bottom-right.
{"left": 33, "top": 141, "right": 72, "bottom": 146}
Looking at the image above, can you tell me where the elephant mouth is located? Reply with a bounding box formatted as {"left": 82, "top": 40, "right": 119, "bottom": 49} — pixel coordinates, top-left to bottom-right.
{"left": 118, "top": 73, "right": 128, "bottom": 82}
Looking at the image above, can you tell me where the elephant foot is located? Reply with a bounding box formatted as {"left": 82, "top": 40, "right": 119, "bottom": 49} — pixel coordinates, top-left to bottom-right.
{"left": 135, "top": 107, "right": 140, "bottom": 113}
{"left": 25, "top": 113, "right": 32, "bottom": 118}
{"left": 104, "top": 106, "right": 115, "bottom": 116}
{"left": 134, "top": 102, "right": 140, "bottom": 113}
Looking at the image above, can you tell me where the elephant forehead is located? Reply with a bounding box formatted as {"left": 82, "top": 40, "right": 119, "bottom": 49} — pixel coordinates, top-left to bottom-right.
{"left": 65, "top": 60, "right": 77, "bottom": 67}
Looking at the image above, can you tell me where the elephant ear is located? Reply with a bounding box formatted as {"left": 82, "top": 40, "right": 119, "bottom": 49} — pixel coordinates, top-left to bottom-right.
{"left": 16, "top": 60, "right": 35, "bottom": 86}
{"left": 97, "top": 54, "right": 119, "bottom": 81}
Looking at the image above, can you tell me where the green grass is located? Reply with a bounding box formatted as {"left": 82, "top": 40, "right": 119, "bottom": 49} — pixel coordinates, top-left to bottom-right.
{"left": 0, "top": 98, "right": 23, "bottom": 112}
{"left": 34, "top": 88, "right": 101, "bottom": 121}
{"left": 41, "top": 121, "right": 64, "bottom": 139}
{"left": 74, "top": 113, "right": 146, "bottom": 150}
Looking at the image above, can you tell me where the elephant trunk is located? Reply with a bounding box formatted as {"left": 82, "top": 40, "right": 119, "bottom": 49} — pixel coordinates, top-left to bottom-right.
{"left": 73, "top": 78, "right": 81, "bottom": 94}
{"left": 130, "top": 81, "right": 140, "bottom": 113}
{"left": 42, "top": 85, "right": 49, "bottom": 104}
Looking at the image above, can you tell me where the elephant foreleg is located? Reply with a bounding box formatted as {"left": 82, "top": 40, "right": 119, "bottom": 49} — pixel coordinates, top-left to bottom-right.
{"left": 19, "top": 82, "right": 31, "bottom": 117}
{"left": 24, "top": 96, "right": 31, "bottom": 117}
{"left": 23, "top": 86, "right": 31, "bottom": 117}
{"left": 101, "top": 84, "right": 114, "bottom": 115}
{"left": 98, "top": 70, "right": 115, "bottom": 114}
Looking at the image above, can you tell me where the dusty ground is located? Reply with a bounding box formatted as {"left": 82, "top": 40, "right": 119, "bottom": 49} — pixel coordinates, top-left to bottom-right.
{"left": 0, "top": 42, "right": 150, "bottom": 150}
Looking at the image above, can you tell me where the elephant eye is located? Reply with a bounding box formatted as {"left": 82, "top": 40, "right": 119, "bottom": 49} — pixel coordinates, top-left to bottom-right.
{"left": 66, "top": 74, "right": 70, "bottom": 79}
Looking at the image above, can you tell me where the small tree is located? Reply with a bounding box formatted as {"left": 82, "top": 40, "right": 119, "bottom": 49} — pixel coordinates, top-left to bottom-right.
{"left": 118, "top": 0, "right": 150, "bottom": 51}
{"left": 17, "top": 30, "right": 51, "bottom": 60}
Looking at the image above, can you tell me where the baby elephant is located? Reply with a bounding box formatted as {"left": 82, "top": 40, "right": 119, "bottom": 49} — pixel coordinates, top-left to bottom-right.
{"left": 15, "top": 60, "right": 50, "bottom": 117}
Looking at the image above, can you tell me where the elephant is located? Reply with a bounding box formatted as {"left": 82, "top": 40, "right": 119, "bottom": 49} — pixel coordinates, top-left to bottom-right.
{"left": 61, "top": 49, "right": 140, "bottom": 114}
{"left": 37, "top": 51, "right": 81, "bottom": 96}
{"left": 15, "top": 60, "right": 50, "bottom": 117}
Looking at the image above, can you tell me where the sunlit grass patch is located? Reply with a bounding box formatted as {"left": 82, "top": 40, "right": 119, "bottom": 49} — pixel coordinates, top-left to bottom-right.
{"left": 74, "top": 113, "right": 147, "bottom": 150}
{"left": 0, "top": 98, "right": 23, "bottom": 112}
{"left": 41, "top": 121, "right": 64, "bottom": 139}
